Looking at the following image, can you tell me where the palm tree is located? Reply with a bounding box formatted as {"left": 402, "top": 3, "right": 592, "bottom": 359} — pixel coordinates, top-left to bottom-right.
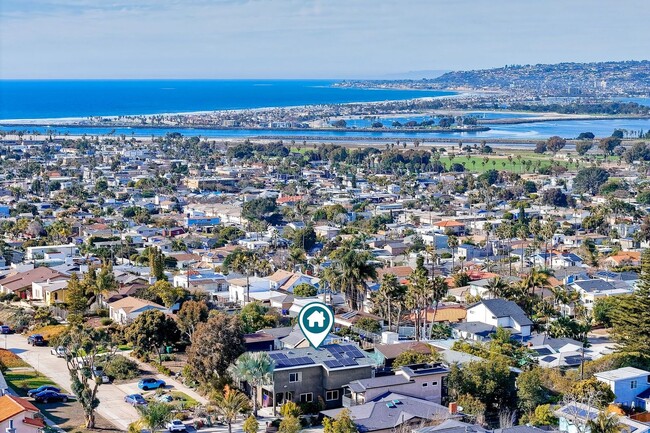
{"left": 287, "top": 247, "right": 307, "bottom": 271}
{"left": 425, "top": 244, "right": 438, "bottom": 278}
{"left": 232, "top": 251, "right": 270, "bottom": 304}
{"left": 447, "top": 235, "right": 459, "bottom": 271}
{"left": 483, "top": 221, "right": 493, "bottom": 269}
{"left": 429, "top": 276, "right": 449, "bottom": 336}
{"left": 329, "top": 245, "right": 379, "bottom": 311}
{"left": 376, "top": 274, "right": 404, "bottom": 331}
{"left": 212, "top": 386, "right": 251, "bottom": 433}
{"left": 587, "top": 411, "right": 622, "bottom": 433}
{"left": 406, "top": 267, "right": 431, "bottom": 341}
{"left": 485, "top": 277, "right": 510, "bottom": 299}
{"left": 229, "top": 352, "right": 274, "bottom": 417}
{"left": 521, "top": 268, "right": 552, "bottom": 297}
{"left": 132, "top": 402, "right": 173, "bottom": 433}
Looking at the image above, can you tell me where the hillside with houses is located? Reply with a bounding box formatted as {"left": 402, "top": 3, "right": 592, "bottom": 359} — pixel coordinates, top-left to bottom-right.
{"left": 1, "top": 132, "right": 650, "bottom": 433}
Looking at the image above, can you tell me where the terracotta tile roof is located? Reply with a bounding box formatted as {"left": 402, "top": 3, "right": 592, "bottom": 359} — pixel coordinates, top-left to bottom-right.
{"left": 377, "top": 266, "right": 414, "bottom": 279}
{"left": 466, "top": 271, "right": 499, "bottom": 280}
{"left": 168, "top": 253, "right": 200, "bottom": 262}
{"left": 277, "top": 195, "right": 304, "bottom": 204}
{"left": 607, "top": 251, "right": 641, "bottom": 263}
{"left": 424, "top": 306, "right": 467, "bottom": 323}
{"left": 23, "top": 417, "right": 45, "bottom": 428}
{"left": 432, "top": 220, "right": 465, "bottom": 227}
{"left": 0, "top": 395, "right": 40, "bottom": 422}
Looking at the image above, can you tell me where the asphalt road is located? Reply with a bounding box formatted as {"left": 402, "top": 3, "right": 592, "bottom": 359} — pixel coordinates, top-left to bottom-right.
{"left": 6, "top": 333, "right": 140, "bottom": 431}
{"left": 4, "top": 334, "right": 265, "bottom": 433}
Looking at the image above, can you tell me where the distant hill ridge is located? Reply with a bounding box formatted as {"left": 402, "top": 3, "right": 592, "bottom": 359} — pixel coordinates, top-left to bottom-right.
{"left": 338, "top": 60, "right": 650, "bottom": 96}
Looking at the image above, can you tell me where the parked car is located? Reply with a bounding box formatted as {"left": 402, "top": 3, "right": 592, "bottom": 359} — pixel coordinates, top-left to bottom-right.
{"left": 50, "top": 346, "right": 66, "bottom": 357}
{"left": 27, "top": 334, "right": 45, "bottom": 346}
{"left": 138, "top": 378, "right": 166, "bottom": 390}
{"left": 157, "top": 394, "right": 173, "bottom": 403}
{"left": 0, "top": 325, "right": 12, "bottom": 334}
{"left": 33, "top": 390, "right": 69, "bottom": 403}
{"left": 92, "top": 365, "right": 110, "bottom": 383}
{"left": 124, "top": 393, "right": 147, "bottom": 406}
{"left": 27, "top": 385, "right": 60, "bottom": 397}
{"left": 166, "top": 420, "right": 187, "bottom": 432}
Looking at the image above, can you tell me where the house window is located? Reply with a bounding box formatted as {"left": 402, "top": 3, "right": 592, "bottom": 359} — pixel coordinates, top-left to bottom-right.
{"left": 631, "top": 380, "right": 638, "bottom": 389}
{"left": 326, "top": 390, "right": 339, "bottom": 401}
{"left": 285, "top": 392, "right": 293, "bottom": 401}
{"left": 422, "top": 383, "right": 428, "bottom": 387}
{"left": 289, "top": 373, "right": 302, "bottom": 383}
{"left": 300, "top": 393, "right": 313, "bottom": 403}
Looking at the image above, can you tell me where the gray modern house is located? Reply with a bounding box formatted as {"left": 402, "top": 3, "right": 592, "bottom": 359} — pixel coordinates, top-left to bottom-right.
{"left": 259, "top": 344, "right": 374, "bottom": 412}
{"left": 345, "top": 363, "right": 450, "bottom": 406}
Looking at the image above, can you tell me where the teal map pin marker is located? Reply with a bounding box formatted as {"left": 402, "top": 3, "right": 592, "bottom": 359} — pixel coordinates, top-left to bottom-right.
{"left": 298, "top": 302, "right": 333, "bottom": 349}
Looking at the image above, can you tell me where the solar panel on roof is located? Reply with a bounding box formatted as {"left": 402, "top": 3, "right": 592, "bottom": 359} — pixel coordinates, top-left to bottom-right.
{"left": 340, "top": 357, "right": 358, "bottom": 366}
{"left": 324, "top": 360, "right": 343, "bottom": 368}
{"left": 293, "top": 357, "right": 315, "bottom": 366}
{"left": 347, "top": 348, "right": 365, "bottom": 358}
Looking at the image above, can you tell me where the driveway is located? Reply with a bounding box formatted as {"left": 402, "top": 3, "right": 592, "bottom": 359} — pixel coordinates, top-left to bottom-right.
{"left": 6, "top": 333, "right": 139, "bottom": 431}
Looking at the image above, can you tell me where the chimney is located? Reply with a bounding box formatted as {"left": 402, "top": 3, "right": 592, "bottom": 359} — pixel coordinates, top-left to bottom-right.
{"left": 449, "top": 402, "right": 458, "bottom": 415}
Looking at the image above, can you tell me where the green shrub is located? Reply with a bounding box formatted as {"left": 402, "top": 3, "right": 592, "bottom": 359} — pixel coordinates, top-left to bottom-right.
{"left": 102, "top": 355, "right": 139, "bottom": 380}
{"left": 96, "top": 308, "right": 109, "bottom": 317}
{"left": 100, "top": 318, "right": 113, "bottom": 326}
{"left": 152, "top": 362, "right": 172, "bottom": 376}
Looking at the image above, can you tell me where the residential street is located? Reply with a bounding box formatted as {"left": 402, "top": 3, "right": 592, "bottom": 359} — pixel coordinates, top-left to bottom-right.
{"left": 5, "top": 333, "right": 280, "bottom": 432}
{"left": 6, "top": 333, "right": 140, "bottom": 431}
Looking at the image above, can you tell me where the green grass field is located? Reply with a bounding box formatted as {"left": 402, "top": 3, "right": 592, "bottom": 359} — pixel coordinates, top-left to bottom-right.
{"left": 286, "top": 144, "right": 621, "bottom": 174}
{"left": 439, "top": 154, "right": 580, "bottom": 173}
{"left": 4, "top": 370, "right": 62, "bottom": 396}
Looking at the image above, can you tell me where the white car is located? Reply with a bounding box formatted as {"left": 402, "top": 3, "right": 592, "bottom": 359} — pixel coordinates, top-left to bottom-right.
{"left": 50, "top": 346, "right": 66, "bottom": 357}
{"left": 166, "top": 420, "right": 186, "bottom": 432}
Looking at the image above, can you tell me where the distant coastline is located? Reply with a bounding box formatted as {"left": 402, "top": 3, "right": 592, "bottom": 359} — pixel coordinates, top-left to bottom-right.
{"left": 0, "top": 79, "right": 457, "bottom": 120}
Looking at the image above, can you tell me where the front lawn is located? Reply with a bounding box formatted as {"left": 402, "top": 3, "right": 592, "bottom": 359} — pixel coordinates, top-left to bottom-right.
{"left": 4, "top": 370, "right": 63, "bottom": 396}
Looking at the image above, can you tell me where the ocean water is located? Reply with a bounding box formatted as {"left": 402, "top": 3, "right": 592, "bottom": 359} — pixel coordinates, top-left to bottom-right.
{"left": 3, "top": 117, "right": 650, "bottom": 141}
{"left": 0, "top": 79, "right": 455, "bottom": 120}
{"left": 340, "top": 112, "right": 524, "bottom": 128}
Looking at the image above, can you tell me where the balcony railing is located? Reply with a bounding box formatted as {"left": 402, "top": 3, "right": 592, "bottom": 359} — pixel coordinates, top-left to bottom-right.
{"left": 342, "top": 395, "right": 361, "bottom": 407}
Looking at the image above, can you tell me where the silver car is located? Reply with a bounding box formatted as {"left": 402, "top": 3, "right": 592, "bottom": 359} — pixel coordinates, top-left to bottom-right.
{"left": 50, "top": 346, "right": 66, "bottom": 357}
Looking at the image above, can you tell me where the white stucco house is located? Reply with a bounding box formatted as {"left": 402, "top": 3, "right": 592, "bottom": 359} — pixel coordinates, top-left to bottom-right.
{"left": 108, "top": 297, "right": 168, "bottom": 324}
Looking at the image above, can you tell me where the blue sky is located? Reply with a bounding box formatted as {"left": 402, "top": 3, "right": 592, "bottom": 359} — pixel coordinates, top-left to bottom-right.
{"left": 1, "top": 0, "right": 648, "bottom": 79}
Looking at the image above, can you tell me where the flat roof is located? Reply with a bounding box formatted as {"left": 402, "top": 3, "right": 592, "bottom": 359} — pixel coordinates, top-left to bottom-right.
{"left": 595, "top": 367, "right": 650, "bottom": 381}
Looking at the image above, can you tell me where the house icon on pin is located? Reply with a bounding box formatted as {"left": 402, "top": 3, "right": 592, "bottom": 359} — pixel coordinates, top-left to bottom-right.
{"left": 307, "top": 310, "right": 326, "bottom": 328}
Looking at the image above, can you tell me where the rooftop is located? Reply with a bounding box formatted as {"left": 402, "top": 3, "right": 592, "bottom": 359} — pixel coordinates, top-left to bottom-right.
{"left": 594, "top": 367, "right": 650, "bottom": 381}
{"left": 268, "top": 343, "right": 373, "bottom": 372}
{"left": 322, "top": 392, "right": 452, "bottom": 433}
